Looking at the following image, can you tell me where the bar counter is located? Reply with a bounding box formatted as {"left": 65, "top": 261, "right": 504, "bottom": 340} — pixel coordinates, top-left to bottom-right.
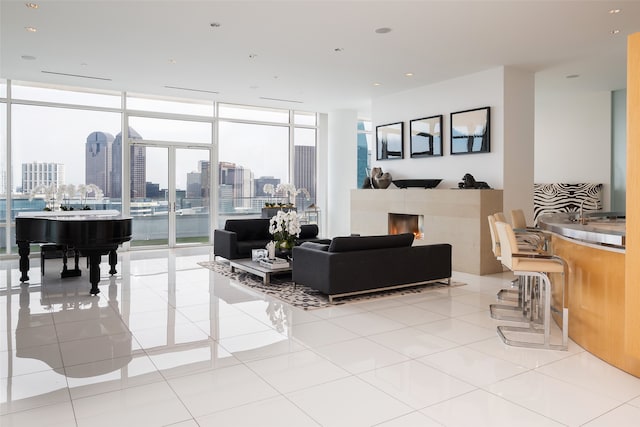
{"left": 538, "top": 213, "right": 640, "bottom": 377}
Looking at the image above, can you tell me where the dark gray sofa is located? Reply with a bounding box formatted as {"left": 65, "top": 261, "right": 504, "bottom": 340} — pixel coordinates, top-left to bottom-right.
{"left": 292, "top": 233, "right": 452, "bottom": 302}
{"left": 214, "top": 218, "right": 328, "bottom": 260}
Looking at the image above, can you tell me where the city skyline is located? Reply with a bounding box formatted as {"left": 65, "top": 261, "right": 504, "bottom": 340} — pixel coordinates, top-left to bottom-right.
{"left": 23, "top": 130, "right": 316, "bottom": 209}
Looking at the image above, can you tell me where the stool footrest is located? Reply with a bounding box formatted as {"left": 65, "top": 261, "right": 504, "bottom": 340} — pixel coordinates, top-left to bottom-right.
{"left": 497, "top": 325, "right": 567, "bottom": 351}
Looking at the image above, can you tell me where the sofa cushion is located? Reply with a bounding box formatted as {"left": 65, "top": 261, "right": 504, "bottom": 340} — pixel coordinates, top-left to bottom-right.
{"left": 236, "top": 240, "right": 270, "bottom": 256}
{"left": 299, "top": 241, "right": 330, "bottom": 251}
{"left": 224, "top": 219, "right": 271, "bottom": 241}
{"left": 328, "top": 233, "right": 414, "bottom": 253}
{"left": 299, "top": 224, "right": 319, "bottom": 239}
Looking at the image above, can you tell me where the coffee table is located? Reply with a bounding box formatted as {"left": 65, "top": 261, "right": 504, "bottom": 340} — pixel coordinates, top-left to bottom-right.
{"left": 229, "top": 258, "right": 292, "bottom": 284}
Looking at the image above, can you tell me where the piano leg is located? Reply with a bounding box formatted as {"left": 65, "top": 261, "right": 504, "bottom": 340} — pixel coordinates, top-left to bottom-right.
{"left": 87, "top": 253, "right": 102, "bottom": 295}
{"left": 18, "top": 241, "right": 30, "bottom": 282}
{"left": 108, "top": 250, "right": 118, "bottom": 275}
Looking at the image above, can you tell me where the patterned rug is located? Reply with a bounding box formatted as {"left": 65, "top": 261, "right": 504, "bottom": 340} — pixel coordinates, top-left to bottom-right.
{"left": 198, "top": 260, "right": 465, "bottom": 310}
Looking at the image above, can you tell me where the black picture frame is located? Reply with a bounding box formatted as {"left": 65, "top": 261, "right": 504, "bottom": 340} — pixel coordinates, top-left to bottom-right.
{"left": 450, "top": 106, "right": 490, "bottom": 155}
{"left": 410, "top": 115, "right": 443, "bottom": 157}
{"left": 376, "top": 122, "right": 404, "bottom": 160}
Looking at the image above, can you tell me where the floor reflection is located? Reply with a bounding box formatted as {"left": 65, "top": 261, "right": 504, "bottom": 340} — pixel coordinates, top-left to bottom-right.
{"left": 18, "top": 278, "right": 132, "bottom": 378}
{"left": 4, "top": 246, "right": 637, "bottom": 426}
{"left": 1, "top": 246, "right": 300, "bottom": 416}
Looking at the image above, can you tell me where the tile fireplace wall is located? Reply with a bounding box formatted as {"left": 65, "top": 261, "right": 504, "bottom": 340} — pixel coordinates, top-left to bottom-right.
{"left": 350, "top": 189, "right": 503, "bottom": 275}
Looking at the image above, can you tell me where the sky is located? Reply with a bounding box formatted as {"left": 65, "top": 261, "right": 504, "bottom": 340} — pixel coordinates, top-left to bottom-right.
{"left": 7, "top": 86, "right": 315, "bottom": 193}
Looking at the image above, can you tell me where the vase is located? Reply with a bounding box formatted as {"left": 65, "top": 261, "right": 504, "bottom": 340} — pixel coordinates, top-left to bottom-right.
{"left": 275, "top": 247, "right": 292, "bottom": 260}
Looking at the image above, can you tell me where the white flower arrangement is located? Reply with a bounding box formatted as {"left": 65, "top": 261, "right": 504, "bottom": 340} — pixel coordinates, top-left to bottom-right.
{"left": 269, "top": 209, "right": 302, "bottom": 249}
{"left": 263, "top": 183, "right": 276, "bottom": 197}
{"left": 263, "top": 182, "right": 310, "bottom": 207}
{"left": 29, "top": 183, "right": 104, "bottom": 211}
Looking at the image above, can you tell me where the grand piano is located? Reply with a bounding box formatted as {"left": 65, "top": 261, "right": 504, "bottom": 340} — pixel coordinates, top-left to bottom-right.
{"left": 16, "top": 210, "right": 132, "bottom": 295}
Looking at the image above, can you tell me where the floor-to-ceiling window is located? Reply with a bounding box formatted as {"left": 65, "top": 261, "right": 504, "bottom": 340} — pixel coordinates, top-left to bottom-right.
{"left": 0, "top": 81, "right": 319, "bottom": 254}
{"left": 216, "top": 104, "right": 319, "bottom": 229}
{"left": 7, "top": 82, "right": 122, "bottom": 254}
{"left": 357, "top": 119, "right": 372, "bottom": 187}
{"left": 0, "top": 80, "right": 7, "bottom": 252}
{"left": 125, "top": 93, "right": 214, "bottom": 247}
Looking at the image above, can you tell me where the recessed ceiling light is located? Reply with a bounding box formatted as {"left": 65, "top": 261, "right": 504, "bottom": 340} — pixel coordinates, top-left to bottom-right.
{"left": 25, "top": 26, "right": 37, "bottom": 32}
{"left": 611, "top": 29, "right": 620, "bottom": 35}
{"left": 375, "top": 27, "right": 392, "bottom": 34}
{"left": 249, "top": 53, "right": 258, "bottom": 59}
{"left": 373, "top": 82, "right": 381, "bottom": 86}
{"left": 168, "top": 59, "right": 176, "bottom": 64}
{"left": 566, "top": 74, "right": 580, "bottom": 79}
{"left": 210, "top": 22, "right": 221, "bottom": 28}
{"left": 25, "top": 3, "right": 39, "bottom": 9}
{"left": 21, "top": 55, "right": 36, "bottom": 60}
{"left": 609, "top": 8, "right": 621, "bottom": 14}
{"left": 405, "top": 72, "right": 414, "bottom": 77}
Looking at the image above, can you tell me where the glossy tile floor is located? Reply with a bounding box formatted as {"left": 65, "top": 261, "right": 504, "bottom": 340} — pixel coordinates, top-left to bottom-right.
{"left": 2, "top": 247, "right": 640, "bottom": 426}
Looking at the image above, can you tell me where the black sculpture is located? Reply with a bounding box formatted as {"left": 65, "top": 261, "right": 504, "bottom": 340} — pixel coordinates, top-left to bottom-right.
{"left": 458, "top": 173, "right": 491, "bottom": 189}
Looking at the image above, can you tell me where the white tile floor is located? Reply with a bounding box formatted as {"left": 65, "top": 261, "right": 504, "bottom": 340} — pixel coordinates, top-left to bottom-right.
{"left": 2, "top": 246, "right": 640, "bottom": 426}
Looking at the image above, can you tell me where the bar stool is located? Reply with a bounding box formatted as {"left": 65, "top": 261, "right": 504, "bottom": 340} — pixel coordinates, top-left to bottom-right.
{"left": 488, "top": 215, "right": 531, "bottom": 322}
{"left": 494, "top": 221, "right": 568, "bottom": 350}
{"left": 510, "top": 208, "right": 548, "bottom": 251}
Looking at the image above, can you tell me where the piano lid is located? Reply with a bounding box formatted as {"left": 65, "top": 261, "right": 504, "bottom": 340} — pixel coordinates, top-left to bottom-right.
{"left": 17, "top": 209, "right": 128, "bottom": 219}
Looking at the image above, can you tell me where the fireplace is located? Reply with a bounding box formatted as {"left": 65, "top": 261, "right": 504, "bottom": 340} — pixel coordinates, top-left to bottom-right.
{"left": 388, "top": 213, "right": 424, "bottom": 240}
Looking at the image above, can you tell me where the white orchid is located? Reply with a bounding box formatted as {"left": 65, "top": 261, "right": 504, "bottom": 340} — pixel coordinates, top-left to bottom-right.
{"left": 29, "top": 183, "right": 59, "bottom": 210}
{"left": 269, "top": 209, "right": 301, "bottom": 249}
{"left": 263, "top": 183, "right": 276, "bottom": 197}
{"left": 29, "top": 182, "right": 104, "bottom": 210}
{"left": 269, "top": 182, "right": 310, "bottom": 206}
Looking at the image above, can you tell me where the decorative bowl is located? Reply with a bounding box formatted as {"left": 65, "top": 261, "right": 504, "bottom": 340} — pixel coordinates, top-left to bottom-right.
{"left": 392, "top": 179, "right": 442, "bottom": 189}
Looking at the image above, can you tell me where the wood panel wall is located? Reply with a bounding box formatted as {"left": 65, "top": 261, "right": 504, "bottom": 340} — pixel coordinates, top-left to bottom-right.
{"left": 625, "top": 33, "right": 640, "bottom": 360}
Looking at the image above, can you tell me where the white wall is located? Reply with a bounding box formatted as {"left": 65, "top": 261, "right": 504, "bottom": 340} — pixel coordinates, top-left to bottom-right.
{"left": 534, "top": 90, "right": 612, "bottom": 210}
{"left": 370, "top": 66, "right": 536, "bottom": 222}
{"left": 503, "top": 68, "right": 535, "bottom": 223}
{"left": 327, "top": 109, "right": 357, "bottom": 237}
{"left": 326, "top": 67, "right": 613, "bottom": 237}
{"left": 371, "top": 68, "right": 506, "bottom": 191}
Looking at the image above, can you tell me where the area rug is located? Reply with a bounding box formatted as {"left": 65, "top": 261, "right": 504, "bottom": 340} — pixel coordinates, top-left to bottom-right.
{"left": 198, "top": 260, "right": 465, "bottom": 310}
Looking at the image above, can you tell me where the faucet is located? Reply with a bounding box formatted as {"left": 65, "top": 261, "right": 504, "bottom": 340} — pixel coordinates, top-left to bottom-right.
{"left": 580, "top": 200, "right": 588, "bottom": 225}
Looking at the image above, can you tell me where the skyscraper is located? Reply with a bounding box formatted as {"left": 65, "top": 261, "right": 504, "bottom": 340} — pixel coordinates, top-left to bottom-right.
{"left": 85, "top": 131, "right": 114, "bottom": 196}
{"left": 186, "top": 171, "right": 201, "bottom": 198}
{"left": 198, "top": 160, "right": 210, "bottom": 199}
{"left": 294, "top": 145, "right": 316, "bottom": 208}
{"left": 219, "top": 161, "right": 253, "bottom": 211}
{"left": 110, "top": 127, "right": 144, "bottom": 199}
{"left": 21, "top": 162, "right": 65, "bottom": 194}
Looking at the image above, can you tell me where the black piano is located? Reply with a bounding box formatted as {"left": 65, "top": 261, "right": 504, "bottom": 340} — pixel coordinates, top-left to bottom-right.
{"left": 16, "top": 210, "right": 132, "bottom": 295}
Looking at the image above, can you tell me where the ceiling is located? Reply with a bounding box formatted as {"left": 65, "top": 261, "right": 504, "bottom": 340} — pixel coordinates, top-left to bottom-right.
{"left": 2, "top": 0, "right": 640, "bottom": 114}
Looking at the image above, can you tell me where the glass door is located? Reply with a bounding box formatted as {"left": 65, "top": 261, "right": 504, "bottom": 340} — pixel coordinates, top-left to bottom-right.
{"left": 130, "top": 145, "right": 169, "bottom": 246}
{"left": 130, "top": 144, "right": 212, "bottom": 247}
{"left": 175, "top": 147, "right": 211, "bottom": 245}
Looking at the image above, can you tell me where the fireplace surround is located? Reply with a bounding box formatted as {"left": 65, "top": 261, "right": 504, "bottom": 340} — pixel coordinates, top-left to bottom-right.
{"left": 351, "top": 188, "right": 503, "bottom": 275}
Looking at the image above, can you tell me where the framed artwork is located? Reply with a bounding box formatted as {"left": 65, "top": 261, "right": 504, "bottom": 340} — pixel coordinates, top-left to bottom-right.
{"left": 450, "top": 106, "right": 490, "bottom": 155}
{"left": 376, "top": 122, "right": 404, "bottom": 160}
{"left": 410, "top": 115, "right": 443, "bottom": 157}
